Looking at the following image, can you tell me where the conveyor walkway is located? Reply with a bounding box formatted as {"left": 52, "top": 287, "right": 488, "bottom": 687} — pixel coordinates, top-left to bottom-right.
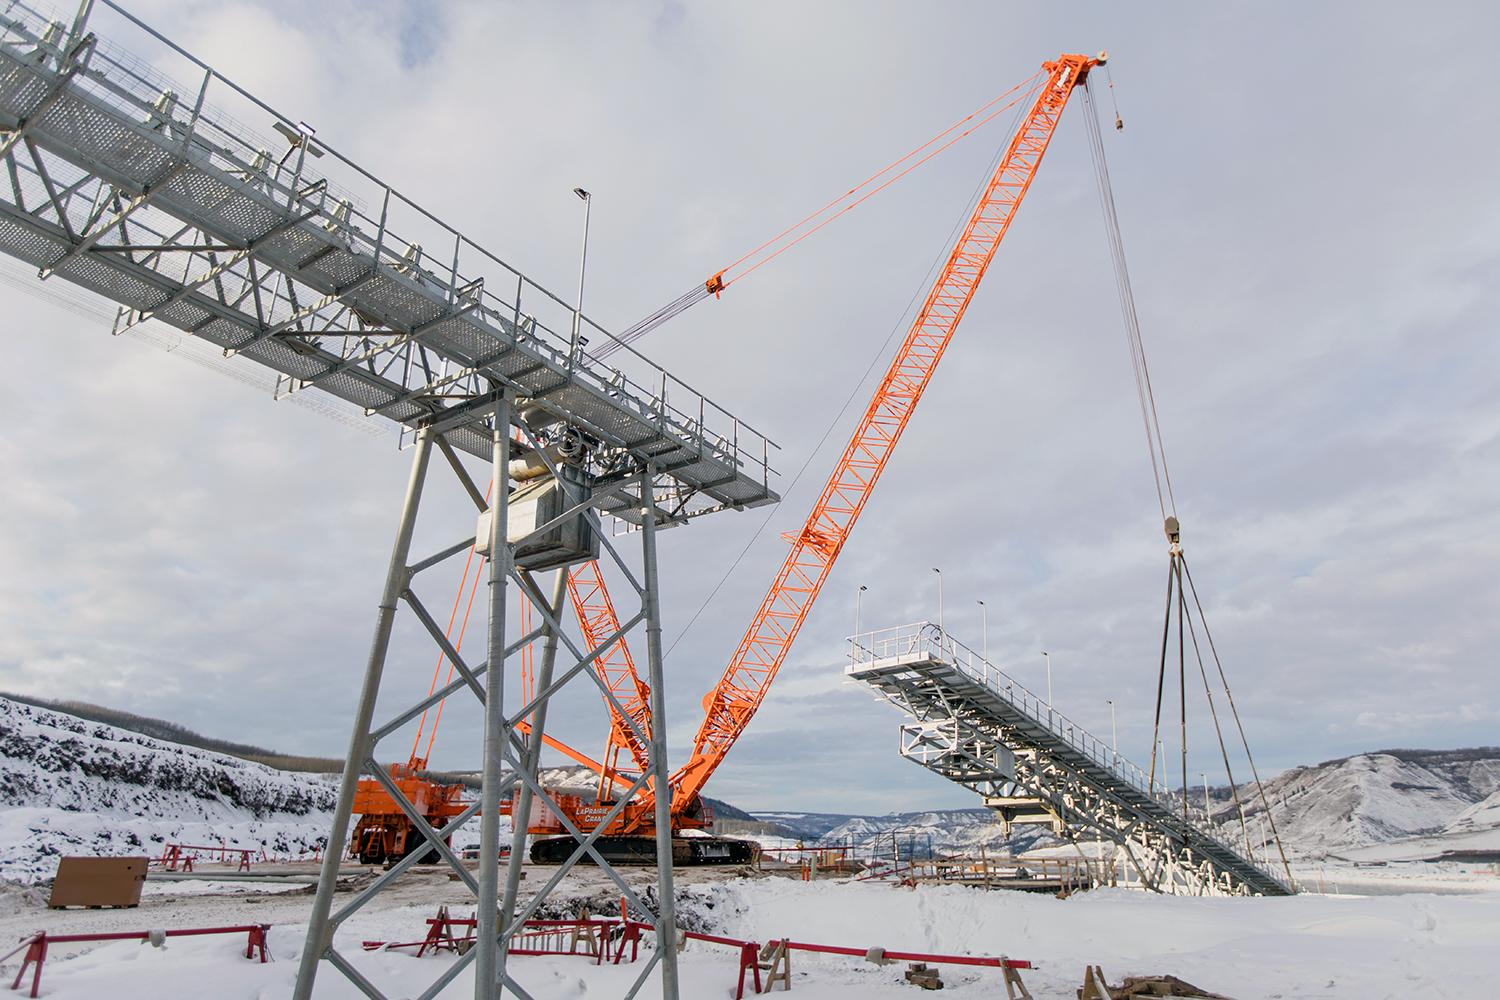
{"left": 848, "top": 623, "right": 1294, "bottom": 896}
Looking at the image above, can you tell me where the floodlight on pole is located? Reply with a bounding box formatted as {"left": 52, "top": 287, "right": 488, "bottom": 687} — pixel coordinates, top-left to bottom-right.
{"left": 932, "top": 568, "right": 943, "bottom": 634}
{"left": 1041, "top": 650, "right": 1053, "bottom": 708}
{"left": 1106, "top": 699, "right": 1117, "bottom": 762}
{"left": 569, "top": 187, "right": 592, "bottom": 362}
{"left": 853, "top": 585, "right": 867, "bottom": 662}
{"left": 977, "top": 600, "right": 987, "bottom": 659}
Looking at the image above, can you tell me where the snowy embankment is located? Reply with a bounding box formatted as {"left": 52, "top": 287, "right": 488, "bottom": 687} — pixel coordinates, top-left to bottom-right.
{"left": 0, "top": 697, "right": 335, "bottom": 882}
{"left": 9, "top": 877, "right": 1500, "bottom": 998}
{"left": 1219, "top": 748, "right": 1500, "bottom": 859}
{"left": 751, "top": 747, "right": 1500, "bottom": 863}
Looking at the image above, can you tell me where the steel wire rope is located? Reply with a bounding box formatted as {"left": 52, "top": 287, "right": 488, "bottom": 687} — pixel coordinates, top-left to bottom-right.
{"left": 661, "top": 94, "right": 1038, "bottom": 661}
{"left": 1081, "top": 78, "right": 1293, "bottom": 889}
{"left": 1182, "top": 559, "right": 1296, "bottom": 886}
{"left": 720, "top": 71, "right": 1045, "bottom": 279}
{"left": 596, "top": 73, "right": 1046, "bottom": 361}
{"left": 1178, "top": 562, "right": 1262, "bottom": 865}
{"left": 1081, "top": 81, "right": 1177, "bottom": 520}
{"left": 722, "top": 81, "right": 1045, "bottom": 288}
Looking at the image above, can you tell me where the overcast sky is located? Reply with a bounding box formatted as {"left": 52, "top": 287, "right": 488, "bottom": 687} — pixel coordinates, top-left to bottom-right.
{"left": 2, "top": 1, "right": 1497, "bottom": 814}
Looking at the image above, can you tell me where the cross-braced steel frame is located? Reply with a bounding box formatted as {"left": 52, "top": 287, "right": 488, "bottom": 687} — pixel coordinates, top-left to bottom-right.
{"left": 848, "top": 623, "right": 1294, "bottom": 897}
{"left": 0, "top": 0, "right": 776, "bottom": 528}
{"left": 292, "top": 398, "right": 685, "bottom": 1000}
{"left": 0, "top": 3, "right": 785, "bottom": 997}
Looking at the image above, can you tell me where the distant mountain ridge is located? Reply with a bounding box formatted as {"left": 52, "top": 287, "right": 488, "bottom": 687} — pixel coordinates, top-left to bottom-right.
{"left": 746, "top": 747, "right": 1500, "bottom": 861}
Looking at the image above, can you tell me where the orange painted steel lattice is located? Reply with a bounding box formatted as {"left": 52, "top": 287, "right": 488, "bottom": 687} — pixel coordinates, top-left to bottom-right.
{"left": 670, "top": 54, "right": 1103, "bottom": 815}
{"left": 566, "top": 561, "right": 654, "bottom": 794}
{"left": 520, "top": 54, "right": 1101, "bottom": 838}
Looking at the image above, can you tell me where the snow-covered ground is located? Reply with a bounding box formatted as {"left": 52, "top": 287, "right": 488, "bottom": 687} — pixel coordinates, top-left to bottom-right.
{"left": 3, "top": 875, "right": 1498, "bottom": 998}
{"left": 3, "top": 696, "right": 1500, "bottom": 996}
{"left": 0, "top": 697, "right": 335, "bottom": 881}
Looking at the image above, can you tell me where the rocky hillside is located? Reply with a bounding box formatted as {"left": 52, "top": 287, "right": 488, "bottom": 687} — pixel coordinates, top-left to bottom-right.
{"left": 751, "top": 808, "right": 1054, "bottom": 857}
{"left": 0, "top": 696, "right": 336, "bottom": 882}
{"left": 755, "top": 748, "right": 1500, "bottom": 861}
{"left": 1214, "top": 748, "right": 1500, "bottom": 857}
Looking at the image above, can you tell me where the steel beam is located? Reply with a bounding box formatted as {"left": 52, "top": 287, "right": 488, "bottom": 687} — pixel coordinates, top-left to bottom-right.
{"left": 474, "top": 390, "right": 514, "bottom": 998}
{"left": 640, "top": 465, "right": 681, "bottom": 999}
{"left": 292, "top": 426, "right": 435, "bottom": 1000}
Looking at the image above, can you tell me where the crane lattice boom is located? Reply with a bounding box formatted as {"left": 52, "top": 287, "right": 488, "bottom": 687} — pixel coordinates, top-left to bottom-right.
{"left": 666, "top": 53, "right": 1102, "bottom": 812}
{"left": 520, "top": 53, "right": 1100, "bottom": 841}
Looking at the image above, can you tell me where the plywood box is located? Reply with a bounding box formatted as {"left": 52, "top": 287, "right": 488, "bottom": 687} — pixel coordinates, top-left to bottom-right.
{"left": 48, "top": 856, "right": 148, "bottom": 909}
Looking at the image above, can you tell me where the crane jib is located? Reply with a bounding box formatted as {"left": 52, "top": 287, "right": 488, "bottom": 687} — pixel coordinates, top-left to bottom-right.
{"left": 539, "top": 54, "right": 1103, "bottom": 836}
{"left": 674, "top": 54, "right": 1104, "bottom": 807}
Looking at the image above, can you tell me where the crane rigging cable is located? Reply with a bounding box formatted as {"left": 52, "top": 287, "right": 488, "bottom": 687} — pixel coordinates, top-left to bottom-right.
{"left": 661, "top": 83, "right": 1042, "bottom": 661}
{"left": 1079, "top": 80, "right": 1176, "bottom": 521}
{"left": 1080, "top": 78, "right": 1295, "bottom": 887}
{"left": 594, "top": 70, "right": 1048, "bottom": 361}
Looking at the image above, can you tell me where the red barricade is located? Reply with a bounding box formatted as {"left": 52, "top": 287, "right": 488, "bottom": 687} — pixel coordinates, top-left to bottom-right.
{"left": 3, "top": 924, "right": 270, "bottom": 998}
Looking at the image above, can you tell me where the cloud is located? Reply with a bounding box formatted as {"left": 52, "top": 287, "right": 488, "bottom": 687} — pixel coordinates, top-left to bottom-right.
{"left": 1, "top": 0, "right": 1498, "bottom": 814}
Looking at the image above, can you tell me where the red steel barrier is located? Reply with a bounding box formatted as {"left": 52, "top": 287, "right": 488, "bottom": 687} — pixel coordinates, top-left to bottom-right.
{"left": 357, "top": 905, "right": 1030, "bottom": 999}
{"left": 361, "top": 910, "right": 644, "bottom": 967}
{"left": 3, "top": 924, "right": 270, "bottom": 997}
{"left": 772, "top": 937, "right": 1030, "bottom": 970}
{"left": 155, "top": 843, "right": 266, "bottom": 873}
{"left": 679, "top": 928, "right": 1031, "bottom": 998}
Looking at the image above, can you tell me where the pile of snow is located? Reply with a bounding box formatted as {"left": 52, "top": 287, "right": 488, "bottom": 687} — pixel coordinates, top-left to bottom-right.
{"left": 0, "top": 696, "right": 336, "bottom": 882}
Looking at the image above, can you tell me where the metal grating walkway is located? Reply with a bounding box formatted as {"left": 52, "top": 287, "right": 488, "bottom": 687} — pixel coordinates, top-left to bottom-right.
{"left": 847, "top": 623, "right": 1294, "bottom": 896}
{"left": 0, "top": 2, "right": 776, "bottom": 524}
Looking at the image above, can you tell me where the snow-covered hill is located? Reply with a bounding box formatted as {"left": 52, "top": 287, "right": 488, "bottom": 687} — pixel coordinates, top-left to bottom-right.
{"left": 1213, "top": 748, "right": 1500, "bottom": 857}
{"left": 749, "top": 808, "right": 1055, "bottom": 857}
{"left": 5, "top": 691, "right": 1497, "bottom": 884}
{"left": 758, "top": 748, "right": 1500, "bottom": 861}
{"left": 0, "top": 696, "right": 336, "bottom": 882}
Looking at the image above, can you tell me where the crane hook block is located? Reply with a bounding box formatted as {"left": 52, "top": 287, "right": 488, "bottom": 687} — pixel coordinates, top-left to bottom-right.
{"left": 1114, "top": 115, "right": 1124, "bottom": 132}
{"left": 1164, "top": 516, "right": 1181, "bottom": 544}
{"left": 705, "top": 271, "right": 726, "bottom": 297}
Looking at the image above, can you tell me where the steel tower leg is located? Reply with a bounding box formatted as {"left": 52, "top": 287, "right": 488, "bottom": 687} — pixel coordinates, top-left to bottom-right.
{"left": 640, "top": 469, "right": 680, "bottom": 1000}
{"left": 475, "top": 391, "right": 514, "bottom": 999}
{"left": 289, "top": 413, "right": 691, "bottom": 998}
{"left": 498, "top": 568, "right": 567, "bottom": 954}
{"left": 293, "top": 426, "right": 435, "bottom": 1000}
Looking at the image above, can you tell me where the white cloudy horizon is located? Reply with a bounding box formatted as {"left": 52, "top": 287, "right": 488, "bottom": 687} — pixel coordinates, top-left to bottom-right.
{"left": 1, "top": 0, "right": 1497, "bottom": 815}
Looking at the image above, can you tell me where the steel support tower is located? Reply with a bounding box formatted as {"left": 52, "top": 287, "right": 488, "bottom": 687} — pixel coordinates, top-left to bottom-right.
{"left": 0, "top": 3, "right": 779, "bottom": 996}
{"left": 847, "top": 623, "right": 1294, "bottom": 896}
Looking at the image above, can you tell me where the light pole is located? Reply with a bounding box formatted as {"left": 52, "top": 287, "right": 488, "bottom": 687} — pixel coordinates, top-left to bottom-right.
{"left": 1201, "top": 772, "right": 1211, "bottom": 821}
{"left": 569, "top": 187, "right": 591, "bottom": 362}
{"left": 932, "top": 568, "right": 943, "bottom": 634}
{"left": 853, "top": 584, "right": 867, "bottom": 662}
{"left": 1106, "top": 699, "right": 1117, "bottom": 762}
{"left": 1041, "top": 650, "right": 1053, "bottom": 708}
{"left": 977, "top": 600, "right": 987, "bottom": 659}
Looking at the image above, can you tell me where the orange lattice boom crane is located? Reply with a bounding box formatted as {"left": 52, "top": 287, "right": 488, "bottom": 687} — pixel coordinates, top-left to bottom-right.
{"left": 526, "top": 52, "right": 1106, "bottom": 863}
